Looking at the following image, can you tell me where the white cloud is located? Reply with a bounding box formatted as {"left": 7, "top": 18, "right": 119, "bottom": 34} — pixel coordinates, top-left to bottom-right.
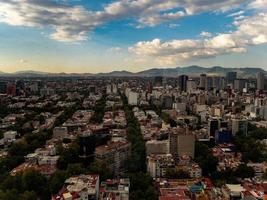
{"left": 129, "top": 12, "right": 267, "bottom": 65}
{"left": 248, "top": 0, "right": 267, "bottom": 10}
{"left": 19, "top": 59, "right": 27, "bottom": 64}
{"left": 200, "top": 31, "right": 212, "bottom": 37}
{"left": 108, "top": 47, "right": 123, "bottom": 52}
{"left": 0, "top": 0, "right": 247, "bottom": 42}
{"left": 227, "top": 10, "right": 245, "bottom": 17}
{"left": 168, "top": 23, "right": 180, "bottom": 29}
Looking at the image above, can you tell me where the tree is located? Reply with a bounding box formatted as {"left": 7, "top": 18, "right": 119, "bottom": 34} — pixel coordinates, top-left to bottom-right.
{"left": 234, "top": 164, "right": 255, "bottom": 178}
{"left": 8, "top": 141, "right": 29, "bottom": 157}
{"left": 165, "top": 169, "right": 190, "bottom": 179}
{"left": 57, "top": 143, "right": 80, "bottom": 170}
{"left": 22, "top": 170, "right": 48, "bottom": 198}
{"left": 88, "top": 160, "right": 112, "bottom": 181}
{"left": 195, "top": 142, "right": 218, "bottom": 176}
{"left": 127, "top": 173, "right": 158, "bottom": 200}
{"left": 0, "top": 189, "right": 19, "bottom": 200}
{"left": 19, "top": 191, "right": 37, "bottom": 200}
{"left": 49, "top": 170, "right": 67, "bottom": 195}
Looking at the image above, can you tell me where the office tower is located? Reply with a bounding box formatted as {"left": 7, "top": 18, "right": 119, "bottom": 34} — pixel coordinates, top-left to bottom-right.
{"left": 187, "top": 79, "right": 197, "bottom": 93}
{"left": 15, "top": 80, "right": 25, "bottom": 96}
{"left": 146, "top": 140, "right": 169, "bottom": 155}
{"left": 234, "top": 79, "right": 246, "bottom": 92}
{"left": 207, "top": 76, "right": 213, "bottom": 90}
{"left": 256, "top": 72, "right": 265, "bottom": 90}
{"left": 162, "top": 95, "right": 173, "bottom": 109}
{"left": 178, "top": 75, "right": 188, "bottom": 92}
{"left": 169, "top": 128, "right": 195, "bottom": 159}
{"left": 7, "top": 83, "right": 16, "bottom": 96}
{"left": 0, "top": 82, "right": 7, "bottom": 94}
{"left": 232, "top": 119, "right": 248, "bottom": 136}
{"left": 226, "top": 72, "right": 237, "bottom": 84}
{"left": 212, "top": 76, "right": 225, "bottom": 90}
{"left": 208, "top": 118, "right": 219, "bottom": 137}
{"left": 128, "top": 91, "right": 138, "bottom": 105}
{"left": 154, "top": 76, "right": 163, "bottom": 87}
{"left": 199, "top": 74, "right": 207, "bottom": 90}
{"left": 95, "top": 141, "right": 131, "bottom": 176}
{"left": 78, "top": 131, "right": 95, "bottom": 163}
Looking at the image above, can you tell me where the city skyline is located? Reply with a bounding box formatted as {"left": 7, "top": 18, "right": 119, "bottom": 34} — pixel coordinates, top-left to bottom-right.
{"left": 0, "top": 0, "right": 267, "bottom": 73}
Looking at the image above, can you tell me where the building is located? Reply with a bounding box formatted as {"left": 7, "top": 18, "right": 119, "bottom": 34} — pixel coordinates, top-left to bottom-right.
{"left": 222, "top": 184, "right": 245, "bottom": 200}
{"left": 256, "top": 72, "right": 265, "bottom": 90}
{"left": 95, "top": 141, "right": 131, "bottom": 176}
{"left": 178, "top": 75, "right": 188, "bottom": 92}
{"left": 212, "top": 76, "right": 225, "bottom": 90}
{"left": 146, "top": 140, "right": 169, "bottom": 155}
{"left": 232, "top": 119, "right": 248, "bottom": 136}
{"left": 100, "top": 178, "right": 130, "bottom": 200}
{"left": 208, "top": 118, "right": 219, "bottom": 137}
{"left": 128, "top": 91, "right": 138, "bottom": 106}
{"left": 234, "top": 79, "right": 246, "bottom": 92}
{"left": 162, "top": 95, "right": 173, "bottom": 109}
{"left": 199, "top": 74, "right": 207, "bottom": 90}
{"left": 3, "top": 131, "right": 17, "bottom": 143}
{"left": 215, "top": 129, "right": 232, "bottom": 144}
{"left": 53, "top": 174, "right": 100, "bottom": 200}
{"left": 186, "top": 79, "right": 197, "bottom": 93}
{"left": 169, "top": 128, "right": 195, "bottom": 159}
{"left": 40, "top": 88, "right": 55, "bottom": 96}
{"left": 147, "top": 154, "right": 175, "bottom": 178}
{"left": 226, "top": 71, "right": 237, "bottom": 85}
{"left": 0, "top": 82, "right": 7, "bottom": 94}
{"left": 53, "top": 126, "right": 68, "bottom": 138}
{"left": 6, "top": 83, "right": 16, "bottom": 96}
{"left": 154, "top": 76, "right": 163, "bottom": 87}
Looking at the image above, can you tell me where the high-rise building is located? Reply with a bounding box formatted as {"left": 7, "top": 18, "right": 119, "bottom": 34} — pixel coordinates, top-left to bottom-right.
{"left": 16, "top": 80, "right": 25, "bottom": 96}
{"left": 0, "top": 82, "right": 7, "bottom": 94}
{"left": 232, "top": 119, "right": 248, "bottom": 136}
{"left": 7, "top": 83, "right": 16, "bottom": 96}
{"left": 234, "top": 79, "right": 246, "bottom": 92}
{"left": 256, "top": 72, "right": 265, "bottom": 90}
{"left": 208, "top": 118, "right": 219, "bottom": 137}
{"left": 212, "top": 76, "right": 225, "bottom": 90}
{"left": 146, "top": 140, "right": 169, "bottom": 155}
{"left": 128, "top": 91, "right": 138, "bottom": 105}
{"left": 186, "top": 79, "right": 197, "bottom": 93}
{"left": 95, "top": 141, "right": 131, "bottom": 176}
{"left": 178, "top": 75, "right": 188, "bottom": 92}
{"left": 199, "top": 74, "right": 207, "bottom": 90}
{"left": 207, "top": 76, "right": 213, "bottom": 91}
{"left": 162, "top": 95, "right": 173, "bottom": 109}
{"left": 226, "top": 72, "right": 237, "bottom": 85}
{"left": 154, "top": 76, "right": 163, "bottom": 87}
{"left": 169, "top": 128, "right": 195, "bottom": 159}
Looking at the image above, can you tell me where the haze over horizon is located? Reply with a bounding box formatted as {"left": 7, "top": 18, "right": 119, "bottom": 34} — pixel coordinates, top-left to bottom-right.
{"left": 0, "top": 0, "right": 267, "bottom": 73}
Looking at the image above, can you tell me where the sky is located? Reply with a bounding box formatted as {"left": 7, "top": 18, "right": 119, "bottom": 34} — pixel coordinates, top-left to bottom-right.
{"left": 0, "top": 0, "right": 267, "bottom": 73}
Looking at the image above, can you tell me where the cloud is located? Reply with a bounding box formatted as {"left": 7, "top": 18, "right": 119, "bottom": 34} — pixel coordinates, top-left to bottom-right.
{"left": 168, "top": 23, "right": 180, "bottom": 29}
{"left": 129, "top": 12, "right": 267, "bottom": 65}
{"left": 19, "top": 59, "right": 27, "bottom": 64}
{"left": 200, "top": 31, "right": 212, "bottom": 37}
{"left": 108, "top": 47, "right": 122, "bottom": 52}
{"left": 227, "top": 10, "right": 245, "bottom": 17}
{"left": 0, "top": 0, "right": 247, "bottom": 42}
{"left": 248, "top": 0, "right": 267, "bottom": 10}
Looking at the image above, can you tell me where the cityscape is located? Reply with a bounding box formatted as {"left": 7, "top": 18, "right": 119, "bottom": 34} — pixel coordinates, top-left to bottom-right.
{"left": 1, "top": 0, "right": 267, "bottom": 200}
{"left": 0, "top": 72, "right": 267, "bottom": 200}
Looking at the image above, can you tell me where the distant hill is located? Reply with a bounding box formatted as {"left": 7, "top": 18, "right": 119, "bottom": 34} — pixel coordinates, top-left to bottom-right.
{"left": 0, "top": 66, "right": 265, "bottom": 77}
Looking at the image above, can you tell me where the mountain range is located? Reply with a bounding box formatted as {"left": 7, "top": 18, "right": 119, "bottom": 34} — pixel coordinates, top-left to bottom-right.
{"left": 0, "top": 66, "right": 265, "bottom": 77}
